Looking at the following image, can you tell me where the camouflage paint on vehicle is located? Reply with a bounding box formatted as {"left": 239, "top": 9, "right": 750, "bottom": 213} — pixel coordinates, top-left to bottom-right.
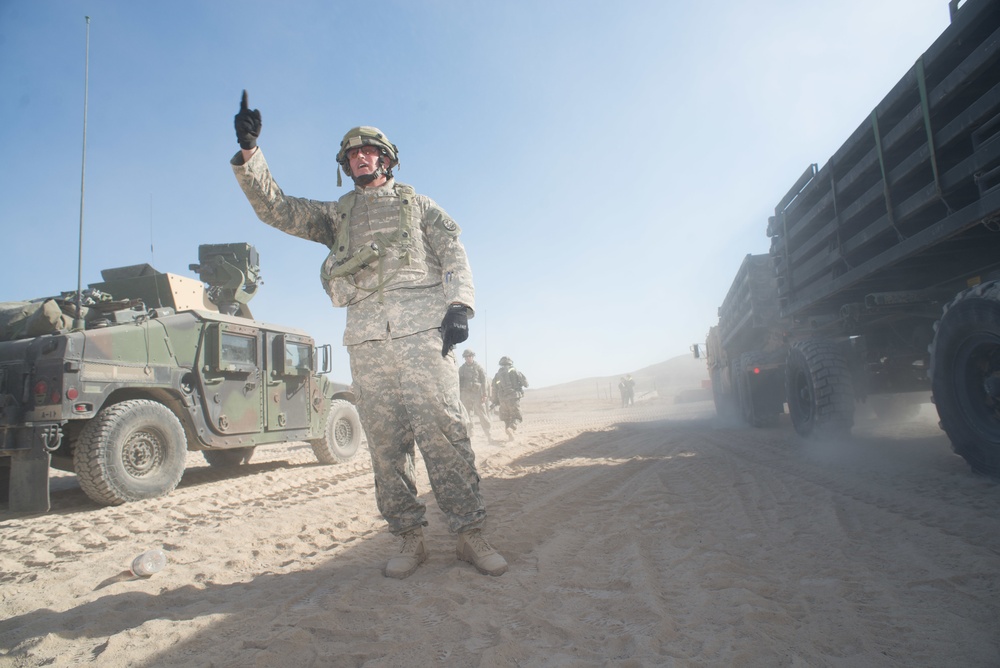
{"left": 0, "top": 243, "right": 362, "bottom": 514}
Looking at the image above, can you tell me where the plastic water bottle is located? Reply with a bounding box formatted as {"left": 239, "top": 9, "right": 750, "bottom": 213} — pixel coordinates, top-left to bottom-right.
{"left": 130, "top": 548, "right": 167, "bottom": 577}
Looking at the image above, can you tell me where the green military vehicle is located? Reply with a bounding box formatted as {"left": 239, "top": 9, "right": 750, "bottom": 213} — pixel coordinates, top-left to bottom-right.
{"left": 702, "top": 0, "right": 1000, "bottom": 476}
{"left": 0, "top": 242, "right": 363, "bottom": 514}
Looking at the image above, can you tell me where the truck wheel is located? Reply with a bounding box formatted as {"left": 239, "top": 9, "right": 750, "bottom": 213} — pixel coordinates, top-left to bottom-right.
{"left": 785, "top": 340, "right": 854, "bottom": 437}
{"left": 930, "top": 281, "right": 1000, "bottom": 476}
{"left": 310, "top": 399, "right": 362, "bottom": 464}
{"left": 74, "top": 399, "right": 187, "bottom": 506}
{"left": 202, "top": 447, "right": 255, "bottom": 467}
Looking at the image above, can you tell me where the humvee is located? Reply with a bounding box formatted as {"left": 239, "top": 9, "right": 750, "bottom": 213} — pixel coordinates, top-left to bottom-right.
{"left": 0, "top": 242, "right": 363, "bottom": 514}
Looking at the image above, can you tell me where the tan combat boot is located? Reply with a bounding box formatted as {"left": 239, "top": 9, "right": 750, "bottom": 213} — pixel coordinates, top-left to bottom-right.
{"left": 456, "top": 529, "right": 508, "bottom": 576}
{"left": 385, "top": 528, "right": 427, "bottom": 579}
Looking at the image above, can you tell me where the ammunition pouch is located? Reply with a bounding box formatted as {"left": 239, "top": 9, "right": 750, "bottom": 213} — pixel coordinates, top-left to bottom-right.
{"left": 319, "top": 183, "right": 418, "bottom": 306}
{"left": 328, "top": 242, "right": 381, "bottom": 279}
{"left": 320, "top": 242, "right": 380, "bottom": 306}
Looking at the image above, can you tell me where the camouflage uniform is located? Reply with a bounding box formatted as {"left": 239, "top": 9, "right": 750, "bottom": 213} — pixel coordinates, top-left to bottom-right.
{"left": 492, "top": 363, "right": 528, "bottom": 431}
{"left": 458, "top": 357, "right": 491, "bottom": 438}
{"left": 231, "top": 148, "right": 486, "bottom": 535}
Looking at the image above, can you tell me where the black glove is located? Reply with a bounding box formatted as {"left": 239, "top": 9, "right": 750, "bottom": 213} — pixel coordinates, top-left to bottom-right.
{"left": 234, "top": 89, "right": 262, "bottom": 150}
{"left": 439, "top": 304, "right": 469, "bottom": 357}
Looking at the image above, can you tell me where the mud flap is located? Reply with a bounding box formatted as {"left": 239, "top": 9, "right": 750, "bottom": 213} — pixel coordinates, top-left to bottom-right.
{"left": 7, "top": 448, "right": 51, "bottom": 514}
{"left": 3, "top": 425, "right": 55, "bottom": 515}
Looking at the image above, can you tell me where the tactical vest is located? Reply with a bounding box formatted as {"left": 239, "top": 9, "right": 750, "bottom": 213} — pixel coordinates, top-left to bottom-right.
{"left": 459, "top": 363, "right": 485, "bottom": 392}
{"left": 319, "top": 183, "right": 418, "bottom": 306}
{"left": 496, "top": 367, "right": 525, "bottom": 395}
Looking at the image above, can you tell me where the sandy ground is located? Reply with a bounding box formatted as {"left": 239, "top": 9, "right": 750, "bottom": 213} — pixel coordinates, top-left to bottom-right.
{"left": 1, "top": 387, "right": 999, "bottom": 667}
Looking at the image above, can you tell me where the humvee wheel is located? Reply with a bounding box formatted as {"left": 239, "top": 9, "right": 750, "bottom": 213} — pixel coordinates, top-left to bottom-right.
{"left": 202, "top": 447, "right": 256, "bottom": 467}
{"left": 74, "top": 399, "right": 187, "bottom": 506}
{"left": 310, "top": 399, "right": 362, "bottom": 464}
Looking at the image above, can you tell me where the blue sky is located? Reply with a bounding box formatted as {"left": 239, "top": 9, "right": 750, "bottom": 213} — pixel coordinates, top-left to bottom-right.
{"left": 1, "top": 0, "right": 953, "bottom": 387}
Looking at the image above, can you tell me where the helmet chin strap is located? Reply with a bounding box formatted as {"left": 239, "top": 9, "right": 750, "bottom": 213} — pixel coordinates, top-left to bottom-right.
{"left": 353, "top": 169, "right": 383, "bottom": 186}
{"left": 352, "top": 159, "right": 392, "bottom": 186}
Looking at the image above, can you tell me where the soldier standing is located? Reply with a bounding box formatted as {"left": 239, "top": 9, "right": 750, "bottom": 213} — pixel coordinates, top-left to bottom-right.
{"left": 620, "top": 374, "right": 636, "bottom": 407}
{"left": 492, "top": 356, "right": 528, "bottom": 440}
{"left": 230, "top": 92, "right": 507, "bottom": 579}
{"left": 458, "top": 349, "right": 493, "bottom": 443}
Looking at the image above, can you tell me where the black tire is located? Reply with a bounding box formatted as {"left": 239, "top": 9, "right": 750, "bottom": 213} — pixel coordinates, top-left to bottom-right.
{"left": 310, "top": 399, "right": 362, "bottom": 464}
{"left": 73, "top": 399, "right": 187, "bottom": 506}
{"left": 785, "top": 340, "right": 855, "bottom": 437}
{"left": 0, "top": 461, "right": 9, "bottom": 506}
{"left": 929, "top": 281, "right": 1000, "bottom": 476}
{"left": 202, "top": 446, "right": 255, "bottom": 467}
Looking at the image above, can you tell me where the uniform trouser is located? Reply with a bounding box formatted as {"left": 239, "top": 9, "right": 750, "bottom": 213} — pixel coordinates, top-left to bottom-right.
{"left": 349, "top": 328, "right": 486, "bottom": 535}
{"left": 497, "top": 392, "right": 522, "bottom": 428}
{"left": 460, "top": 391, "right": 492, "bottom": 436}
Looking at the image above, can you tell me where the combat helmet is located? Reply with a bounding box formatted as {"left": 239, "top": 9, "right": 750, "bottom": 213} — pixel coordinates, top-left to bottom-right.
{"left": 336, "top": 126, "right": 399, "bottom": 185}
{"left": 499, "top": 356, "right": 512, "bottom": 367}
{"left": 462, "top": 349, "right": 475, "bottom": 358}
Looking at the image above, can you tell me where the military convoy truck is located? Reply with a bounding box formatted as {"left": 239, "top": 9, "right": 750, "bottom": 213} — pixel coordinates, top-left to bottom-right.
{"left": 704, "top": 0, "right": 1000, "bottom": 475}
{"left": 0, "top": 242, "right": 363, "bottom": 514}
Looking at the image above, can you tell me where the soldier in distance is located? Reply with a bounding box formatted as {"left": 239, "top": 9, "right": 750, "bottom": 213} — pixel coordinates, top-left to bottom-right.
{"left": 230, "top": 91, "right": 507, "bottom": 579}
{"left": 492, "top": 356, "right": 528, "bottom": 441}
{"left": 458, "top": 349, "right": 493, "bottom": 443}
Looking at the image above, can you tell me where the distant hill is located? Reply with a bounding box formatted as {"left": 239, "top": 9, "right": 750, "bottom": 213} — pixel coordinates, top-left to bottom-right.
{"left": 530, "top": 355, "right": 709, "bottom": 403}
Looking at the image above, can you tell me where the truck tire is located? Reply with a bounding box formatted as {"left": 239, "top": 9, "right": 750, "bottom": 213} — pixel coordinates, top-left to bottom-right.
{"left": 310, "top": 399, "right": 362, "bottom": 465}
{"left": 929, "top": 281, "right": 1000, "bottom": 477}
{"left": 785, "top": 340, "right": 854, "bottom": 438}
{"left": 73, "top": 399, "right": 187, "bottom": 506}
{"left": 739, "top": 352, "right": 780, "bottom": 427}
{"left": 202, "top": 446, "right": 255, "bottom": 467}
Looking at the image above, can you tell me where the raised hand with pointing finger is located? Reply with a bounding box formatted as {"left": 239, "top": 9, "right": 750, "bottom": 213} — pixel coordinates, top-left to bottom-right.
{"left": 234, "top": 90, "right": 261, "bottom": 150}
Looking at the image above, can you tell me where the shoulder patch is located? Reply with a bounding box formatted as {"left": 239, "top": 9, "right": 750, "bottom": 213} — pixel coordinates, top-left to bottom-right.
{"left": 431, "top": 208, "right": 461, "bottom": 237}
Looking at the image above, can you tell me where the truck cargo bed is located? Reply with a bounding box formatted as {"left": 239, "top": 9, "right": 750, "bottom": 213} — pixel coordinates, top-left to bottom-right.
{"left": 769, "top": 0, "right": 1000, "bottom": 321}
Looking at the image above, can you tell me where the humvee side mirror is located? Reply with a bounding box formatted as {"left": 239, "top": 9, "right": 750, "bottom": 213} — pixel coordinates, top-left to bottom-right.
{"left": 317, "top": 344, "right": 332, "bottom": 375}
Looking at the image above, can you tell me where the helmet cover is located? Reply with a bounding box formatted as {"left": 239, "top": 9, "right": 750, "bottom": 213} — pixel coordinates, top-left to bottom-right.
{"left": 336, "top": 126, "right": 398, "bottom": 177}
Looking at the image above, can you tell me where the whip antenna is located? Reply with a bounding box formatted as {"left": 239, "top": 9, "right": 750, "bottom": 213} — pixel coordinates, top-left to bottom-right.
{"left": 150, "top": 194, "right": 164, "bottom": 307}
{"left": 74, "top": 16, "right": 91, "bottom": 330}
